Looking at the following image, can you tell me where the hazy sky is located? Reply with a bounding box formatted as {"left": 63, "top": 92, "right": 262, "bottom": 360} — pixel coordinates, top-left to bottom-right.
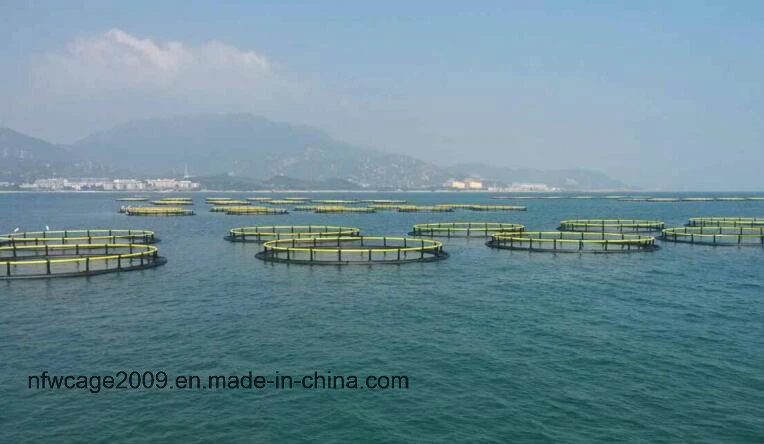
{"left": 1, "top": 1, "right": 762, "bottom": 190}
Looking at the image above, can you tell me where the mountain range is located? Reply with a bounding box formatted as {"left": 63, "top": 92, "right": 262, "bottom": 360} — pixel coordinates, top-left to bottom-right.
{"left": 0, "top": 114, "right": 627, "bottom": 190}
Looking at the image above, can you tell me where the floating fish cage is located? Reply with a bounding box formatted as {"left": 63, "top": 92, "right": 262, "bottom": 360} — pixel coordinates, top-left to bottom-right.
{"left": 361, "top": 199, "right": 407, "bottom": 204}
{"left": 225, "top": 225, "right": 361, "bottom": 242}
{"left": 368, "top": 204, "right": 404, "bottom": 211}
{"left": 151, "top": 199, "right": 194, "bottom": 206}
{"left": 0, "top": 243, "right": 166, "bottom": 279}
{"left": 618, "top": 197, "right": 651, "bottom": 202}
{"left": 747, "top": 197, "right": 764, "bottom": 201}
{"left": 410, "top": 222, "right": 525, "bottom": 237}
{"left": 291, "top": 205, "right": 319, "bottom": 212}
{"left": 558, "top": 219, "right": 665, "bottom": 233}
{"left": 487, "top": 231, "right": 658, "bottom": 253}
{"left": 224, "top": 207, "right": 289, "bottom": 215}
{"left": 716, "top": 197, "right": 747, "bottom": 201}
{"left": 266, "top": 200, "right": 300, "bottom": 205}
{"left": 686, "top": 217, "right": 764, "bottom": 228}
{"left": 116, "top": 197, "right": 148, "bottom": 202}
{"left": 313, "top": 199, "right": 360, "bottom": 205}
{"left": 313, "top": 206, "right": 375, "bottom": 213}
{"left": 209, "top": 205, "right": 260, "bottom": 213}
{"left": 123, "top": 206, "right": 195, "bottom": 216}
{"left": 256, "top": 236, "right": 448, "bottom": 265}
{"left": 206, "top": 199, "right": 251, "bottom": 206}
{"left": 492, "top": 196, "right": 564, "bottom": 200}
{"left": 283, "top": 197, "right": 312, "bottom": 202}
{"left": 661, "top": 227, "right": 764, "bottom": 246}
{"left": 0, "top": 229, "right": 157, "bottom": 246}
{"left": 647, "top": 197, "right": 680, "bottom": 202}
{"left": 467, "top": 205, "right": 527, "bottom": 212}
{"left": 397, "top": 205, "right": 454, "bottom": 213}
{"left": 681, "top": 197, "right": 715, "bottom": 202}
{"left": 435, "top": 204, "right": 475, "bottom": 209}
{"left": 246, "top": 197, "right": 273, "bottom": 202}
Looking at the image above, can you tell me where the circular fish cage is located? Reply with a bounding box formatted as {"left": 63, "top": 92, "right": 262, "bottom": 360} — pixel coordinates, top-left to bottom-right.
{"left": 151, "top": 199, "right": 194, "bottom": 206}
{"left": 224, "top": 206, "right": 288, "bottom": 215}
{"left": 266, "top": 200, "right": 300, "bottom": 205}
{"left": 686, "top": 217, "right": 764, "bottom": 228}
{"left": 661, "top": 227, "right": 764, "bottom": 246}
{"left": 0, "top": 229, "right": 157, "bottom": 246}
{"left": 646, "top": 197, "right": 680, "bottom": 202}
{"left": 213, "top": 200, "right": 252, "bottom": 206}
{"left": 435, "top": 204, "right": 475, "bottom": 209}
{"left": 467, "top": 205, "right": 527, "bottom": 212}
{"left": 225, "top": 225, "right": 361, "bottom": 242}
{"left": 410, "top": 222, "right": 525, "bottom": 237}
{"left": 123, "top": 206, "right": 195, "bottom": 216}
{"left": 0, "top": 243, "right": 166, "bottom": 279}
{"left": 314, "top": 206, "right": 375, "bottom": 213}
{"left": 487, "top": 231, "right": 658, "bottom": 253}
{"left": 558, "top": 219, "right": 665, "bottom": 233}
{"left": 369, "top": 204, "right": 404, "bottom": 211}
{"left": 205, "top": 198, "right": 250, "bottom": 205}
{"left": 681, "top": 197, "right": 715, "bottom": 202}
{"left": 397, "top": 205, "right": 454, "bottom": 213}
{"left": 313, "top": 199, "right": 359, "bottom": 205}
{"left": 361, "top": 199, "right": 407, "bottom": 204}
{"left": 256, "top": 236, "right": 448, "bottom": 265}
{"left": 211, "top": 205, "right": 267, "bottom": 213}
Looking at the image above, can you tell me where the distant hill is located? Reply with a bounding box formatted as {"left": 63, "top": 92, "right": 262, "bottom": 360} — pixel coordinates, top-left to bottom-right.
{"left": 0, "top": 127, "right": 112, "bottom": 183}
{"left": 192, "top": 173, "right": 364, "bottom": 191}
{"left": 71, "top": 114, "right": 449, "bottom": 189}
{"left": 2, "top": 114, "right": 628, "bottom": 190}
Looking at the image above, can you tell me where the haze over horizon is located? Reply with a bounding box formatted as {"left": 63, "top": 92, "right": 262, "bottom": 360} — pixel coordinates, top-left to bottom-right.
{"left": 1, "top": 1, "right": 762, "bottom": 190}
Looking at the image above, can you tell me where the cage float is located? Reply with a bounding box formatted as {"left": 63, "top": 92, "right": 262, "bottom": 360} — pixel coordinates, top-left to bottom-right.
{"left": 0, "top": 243, "right": 166, "bottom": 279}
{"left": 123, "top": 206, "right": 195, "bottom": 216}
{"left": 225, "top": 225, "right": 361, "bottom": 242}
{"left": 256, "top": 236, "right": 448, "bottom": 264}
{"left": 486, "top": 231, "right": 658, "bottom": 253}
{"left": 410, "top": 222, "right": 524, "bottom": 237}
{"left": 557, "top": 219, "right": 665, "bottom": 233}
{"left": 686, "top": 217, "right": 764, "bottom": 228}
{"left": 0, "top": 229, "right": 157, "bottom": 246}
{"left": 661, "top": 226, "right": 764, "bottom": 246}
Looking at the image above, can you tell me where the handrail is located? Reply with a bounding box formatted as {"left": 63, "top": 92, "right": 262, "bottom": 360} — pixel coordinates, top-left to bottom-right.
{"left": 0, "top": 243, "right": 158, "bottom": 266}
{"left": 558, "top": 219, "right": 665, "bottom": 232}
{"left": 0, "top": 229, "right": 156, "bottom": 245}
{"left": 227, "top": 225, "right": 361, "bottom": 241}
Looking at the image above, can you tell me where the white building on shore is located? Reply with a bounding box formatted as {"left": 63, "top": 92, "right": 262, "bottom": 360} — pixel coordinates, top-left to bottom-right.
{"left": 22, "top": 178, "right": 200, "bottom": 191}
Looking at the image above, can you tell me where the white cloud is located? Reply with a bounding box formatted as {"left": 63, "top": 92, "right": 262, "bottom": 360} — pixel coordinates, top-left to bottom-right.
{"left": 39, "top": 28, "right": 286, "bottom": 93}
{"left": 7, "top": 29, "right": 307, "bottom": 142}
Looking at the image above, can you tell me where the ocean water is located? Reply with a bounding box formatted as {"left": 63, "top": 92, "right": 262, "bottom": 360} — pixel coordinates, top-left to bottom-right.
{"left": 1, "top": 192, "right": 762, "bottom": 442}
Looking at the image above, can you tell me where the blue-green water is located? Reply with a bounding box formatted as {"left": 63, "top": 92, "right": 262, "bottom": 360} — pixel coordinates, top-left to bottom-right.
{"left": 2, "top": 192, "right": 763, "bottom": 442}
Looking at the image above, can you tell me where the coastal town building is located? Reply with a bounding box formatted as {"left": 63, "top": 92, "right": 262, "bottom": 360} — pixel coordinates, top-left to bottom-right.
{"left": 19, "top": 178, "right": 200, "bottom": 191}
{"left": 447, "top": 179, "right": 484, "bottom": 190}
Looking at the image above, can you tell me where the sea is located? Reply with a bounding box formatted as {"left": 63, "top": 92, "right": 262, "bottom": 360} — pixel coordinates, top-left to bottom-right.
{"left": 1, "top": 191, "right": 762, "bottom": 442}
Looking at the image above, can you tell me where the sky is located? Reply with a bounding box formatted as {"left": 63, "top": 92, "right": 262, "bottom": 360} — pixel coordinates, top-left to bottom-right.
{"left": 0, "top": 0, "right": 762, "bottom": 190}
